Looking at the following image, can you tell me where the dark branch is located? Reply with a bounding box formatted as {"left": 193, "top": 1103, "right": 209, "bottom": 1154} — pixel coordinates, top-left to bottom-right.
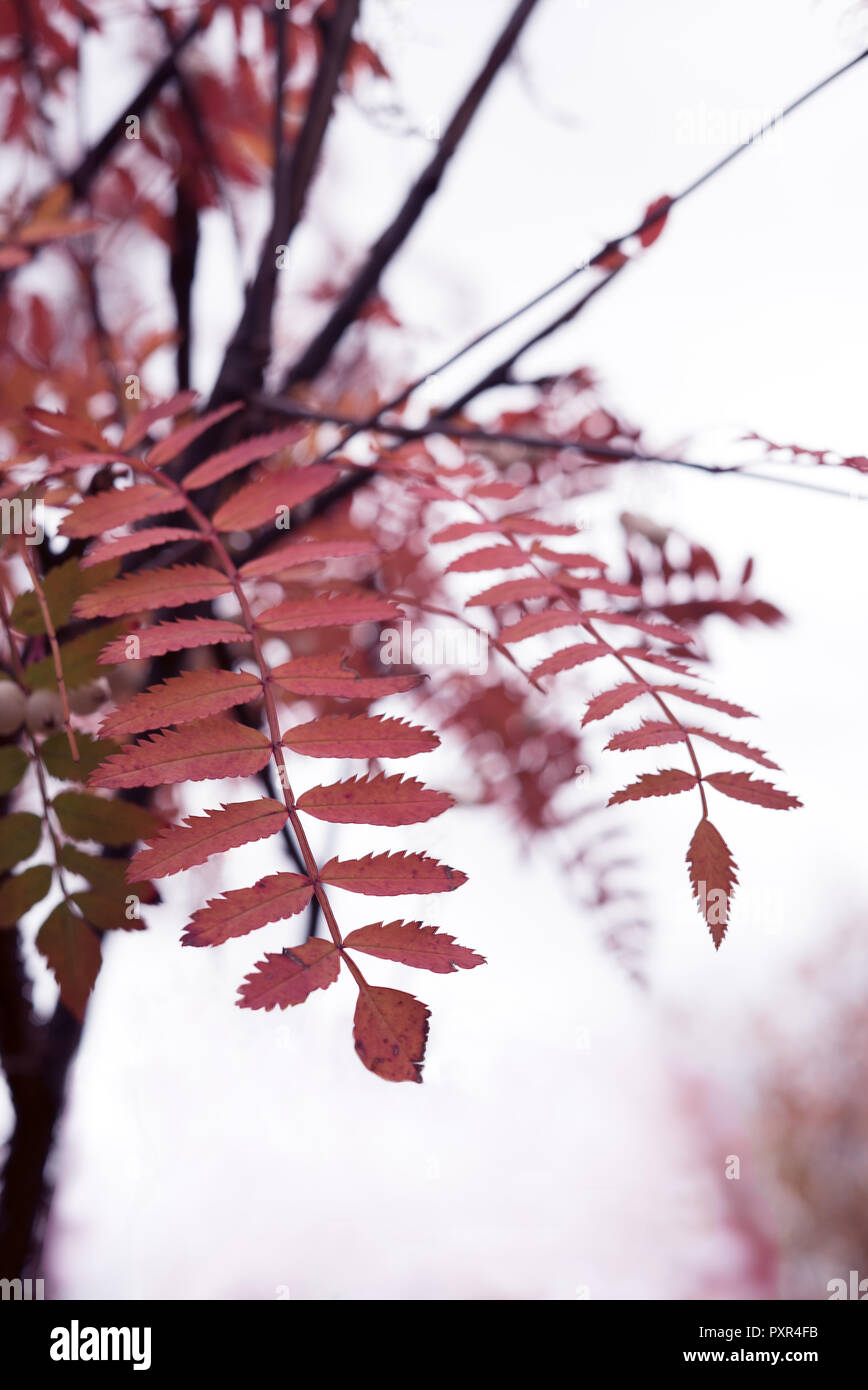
{"left": 0, "top": 932, "right": 84, "bottom": 1280}
{"left": 272, "top": 42, "right": 868, "bottom": 456}
{"left": 68, "top": 17, "right": 201, "bottom": 202}
{"left": 211, "top": 0, "right": 361, "bottom": 409}
{"left": 437, "top": 263, "right": 627, "bottom": 417}
{"left": 169, "top": 180, "right": 199, "bottom": 392}
{"left": 253, "top": 397, "right": 867, "bottom": 503}
{"left": 279, "top": 0, "right": 543, "bottom": 391}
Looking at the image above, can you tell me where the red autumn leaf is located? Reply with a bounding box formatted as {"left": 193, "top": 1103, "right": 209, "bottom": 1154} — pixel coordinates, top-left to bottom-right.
{"left": 98, "top": 617, "right": 247, "bottom": 664}
{"left": 119, "top": 390, "right": 198, "bottom": 451}
{"left": 74, "top": 565, "right": 233, "bottom": 619}
{"left": 406, "top": 480, "right": 454, "bottom": 501}
{"left": 686, "top": 818, "right": 739, "bottom": 950}
{"left": 556, "top": 575, "right": 642, "bottom": 597}
{"left": 469, "top": 481, "right": 523, "bottom": 500}
{"left": 59, "top": 482, "right": 177, "bottom": 538}
{"left": 705, "top": 771, "right": 802, "bottom": 810}
{"left": 81, "top": 526, "right": 201, "bottom": 569}
{"left": 236, "top": 942, "right": 340, "bottom": 1011}
{"left": 617, "top": 646, "right": 699, "bottom": 678}
{"left": 661, "top": 597, "right": 784, "bottom": 628}
{"left": 533, "top": 547, "right": 607, "bottom": 569}
{"left": 147, "top": 402, "right": 242, "bottom": 465}
{"left": 466, "top": 577, "right": 561, "bottom": 607}
{"left": 687, "top": 544, "right": 720, "bottom": 582}
{"left": 0, "top": 245, "right": 31, "bottom": 269}
{"left": 44, "top": 449, "right": 125, "bottom": 476}
{"left": 320, "top": 851, "right": 467, "bottom": 896}
{"left": 183, "top": 426, "right": 303, "bottom": 489}
{"left": 583, "top": 612, "right": 693, "bottom": 645}
{"left": 653, "top": 685, "right": 756, "bottom": 719}
{"left": 26, "top": 406, "right": 108, "bottom": 451}
{"left": 582, "top": 681, "right": 648, "bottom": 725}
{"left": 343, "top": 921, "right": 485, "bottom": 973}
{"left": 609, "top": 769, "right": 698, "bottom": 805}
{"left": 499, "top": 610, "right": 578, "bottom": 643}
{"left": 445, "top": 544, "right": 529, "bottom": 573}
{"left": 532, "top": 643, "right": 610, "bottom": 679}
{"left": 17, "top": 217, "right": 102, "bottom": 246}
{"left": 182, "top": 872, "right": 314, "bottom": 947}
{"left": 596, "top": 246, "right": 629, "bottom": 270}
{"left": 254, "top": 591, "right": 399, "bottom": 632}
{"left": 89, "top": 716, "right": 271, "bottom": 788}
{"left": 271, "top": 652, "right": 422, "bottom": 699}
{"left": 606, "top": 719, "right": 687, "bottom": 752}
{"left": 129, "top": 799, "right": 288, "bottom": 881}
{"left": 500, "top": 517, "right": 579, "bottom": 536}
{"left": 684, "top": 727, "right": 779, "bottom": 770}
{"left": 283, "top": 714, "right": 438, "bottom": 759}
{"left": 639, "top": 194, "right": 673, "bottom": 248}
{"left": 239, "top": 537, "right": 377, "bottom": 579}
{"left": 99, "top": 669, "right": 262, "bottom": 737}
{"left": 353, "top": 985, "right": 429, "bottom": 1083}
{"left": 297, "top": 774, "right": 453, "bottom": 826}
{"left": 212, "top": 464, "right": 338, "bottom": 531}
{"left": 431, "top": 521, "right": 503, "bottom": 543}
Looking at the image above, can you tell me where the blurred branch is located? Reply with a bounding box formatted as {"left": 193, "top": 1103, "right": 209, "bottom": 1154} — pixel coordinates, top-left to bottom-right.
{"left": 0, "top": 13, "right": 202, "bottom": 300}
{"left": 68, "top": 16, "right": 201, "bottom": 202}
{"left": 273, "top": 43, "right": 868, "bottom": 456}
{"left": 254, "top": 397, "right": 867, "bottom": 502}
{"left": 169, "top": 179, "right": 199, "bottom": 393}
{"left": 0, "top": 991, "right": 83, "bottom": 1281}
{"left": 212, "top": 0, "right": 361, "bottom": 408}
{"left": 435, "top": 265, "right": 628, "bottom": 416}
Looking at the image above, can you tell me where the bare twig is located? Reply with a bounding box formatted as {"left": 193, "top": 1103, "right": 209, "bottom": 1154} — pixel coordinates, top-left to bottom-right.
{"left": 273, "top": 43, "right": 868, "bottom": 448}
{"left": 280, "top": 0, "right": 544, "bottom": 390}
{"left": 254, "top": 397, "right": 867, "bottom": 502}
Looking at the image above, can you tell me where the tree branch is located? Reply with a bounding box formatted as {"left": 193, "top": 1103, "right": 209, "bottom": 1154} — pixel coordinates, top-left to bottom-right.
{"left": 211, "top": 0, "right": 361, "bottom": 409}
{"left": 279, "top": 0, "right": 544, "bottom": 391}
{"left": 253, "top": 397, "right": 867, "bottom": 503}
{"left": 68, "top": 16, "right": 201, "bottom": 203}
{"left": 272, "top": 42, "right": 868, "bottom": 454}
{"left": 0, "top": 998, "right": 83, "bottom": 1281}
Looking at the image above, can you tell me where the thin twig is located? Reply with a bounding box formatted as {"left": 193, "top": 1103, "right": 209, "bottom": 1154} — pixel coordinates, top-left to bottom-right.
{"left": 254, "top": 397, "right": 867, "bottom": 502}
{"left": 273, "top": 44, "right": 868, "bottom": 444}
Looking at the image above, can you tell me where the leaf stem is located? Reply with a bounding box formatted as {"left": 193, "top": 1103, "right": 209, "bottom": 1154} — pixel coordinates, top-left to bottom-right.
{"left": 20, "top": 544, "right": 79, "bottom": 762}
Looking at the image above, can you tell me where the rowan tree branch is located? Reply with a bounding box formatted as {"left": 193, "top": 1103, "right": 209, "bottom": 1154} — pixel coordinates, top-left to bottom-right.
{"left": 253, "top": 397, "right": 867, "bottom": 503}
{"left": 0, "top": 997, "right": 83, "bottom": 1282}
{"left": 272, "top": 42, "right": 868, "bottom": 456}
{"left": 435, "top": 263, "right": 627, "bottom": 416}
{"left": 279, "top": 0, "right": 544, "bottom": 391}
{"left": 68, "top": 16, "right": 201, "bottom": 202}
{"left": 0, "top": 13, "right": 202, "bottom": 304}
{"left": 210, "top": 0, "right": 361, "bottom": 410}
